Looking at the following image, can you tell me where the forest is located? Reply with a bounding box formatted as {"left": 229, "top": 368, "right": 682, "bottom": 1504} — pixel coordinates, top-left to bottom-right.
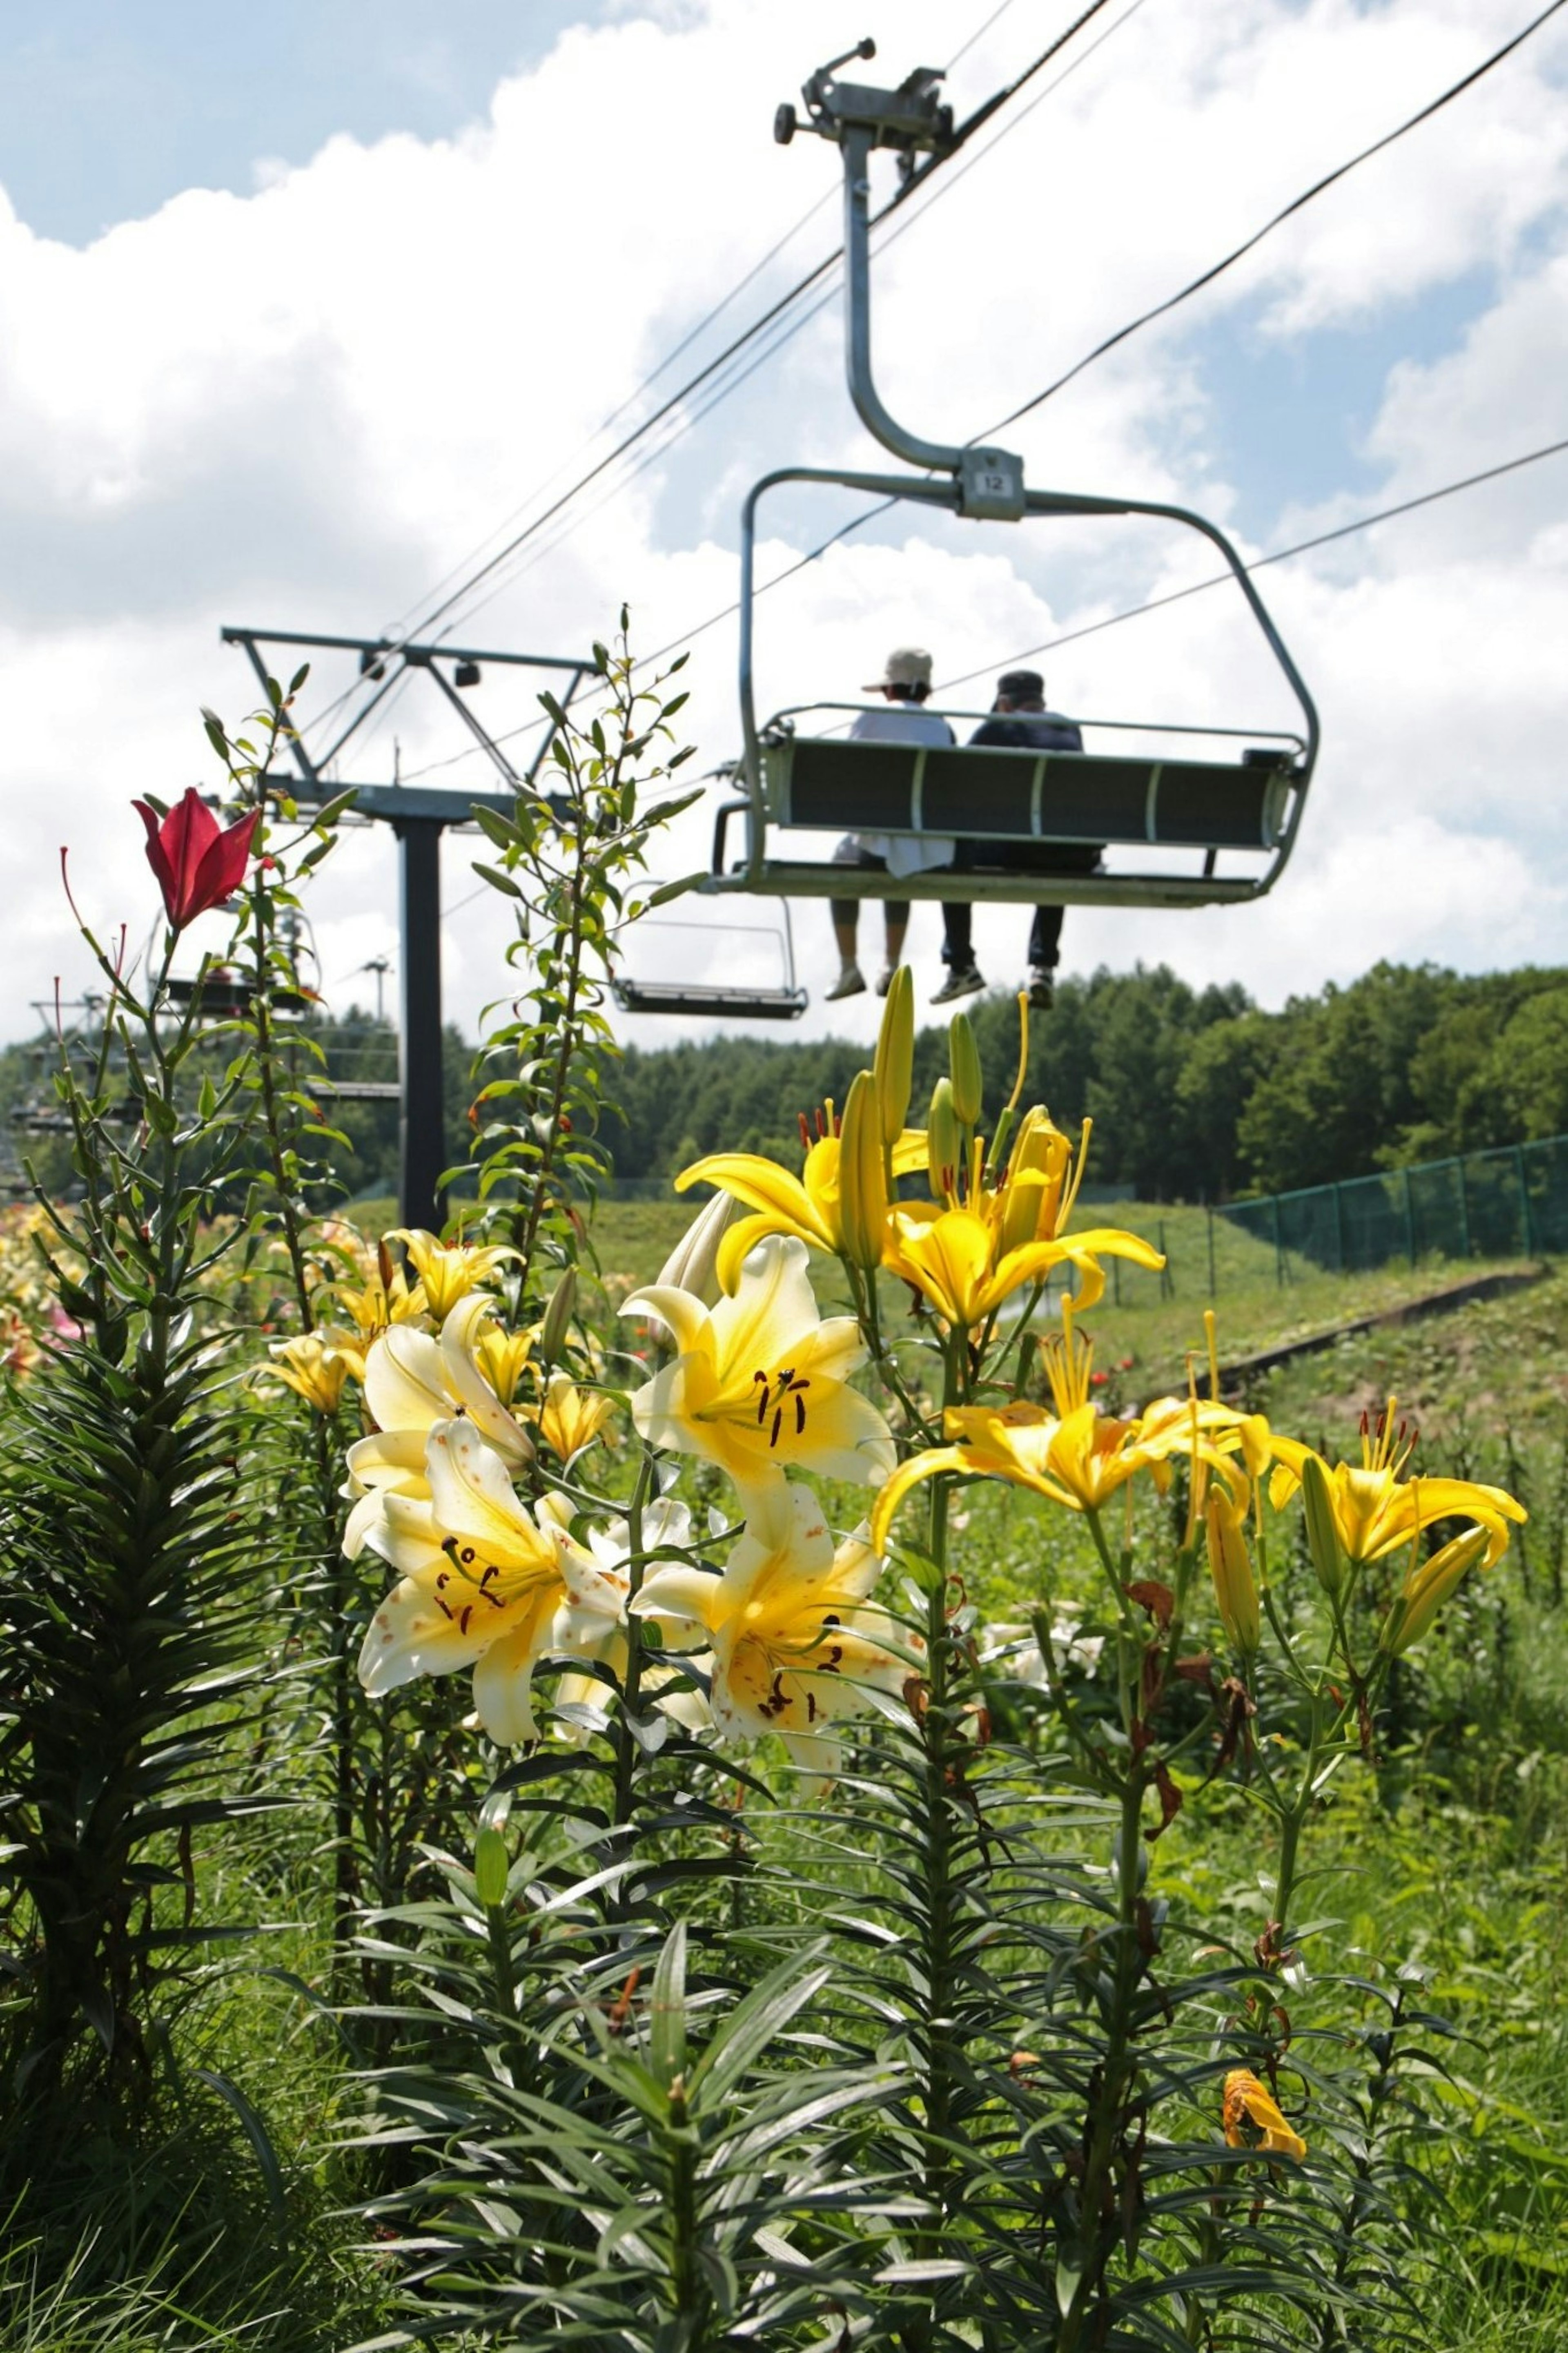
{"left": 7, "top": 957, "right": 1567, "bottom": 1214}
{"left": 604, "top": 959, "right": 1568, "bottom": 1200}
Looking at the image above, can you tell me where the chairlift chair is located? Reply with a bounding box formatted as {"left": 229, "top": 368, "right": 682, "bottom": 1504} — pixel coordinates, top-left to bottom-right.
{"left": 610, "top": 863, "right": 809, "bottom": 1020}
{"left": 706, "top": 44, "right": 1321, "bottom": 913}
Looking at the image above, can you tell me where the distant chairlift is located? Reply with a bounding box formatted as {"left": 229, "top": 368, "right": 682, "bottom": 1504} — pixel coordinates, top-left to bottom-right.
{"left": 610, "top": 862, "right": 808, "bottom": 1020}
{"left": 706, "top": 45, "right": 1320, "bottom": 912}
{"left": 164, "top": 946, "right": 400, "bottom": 1101}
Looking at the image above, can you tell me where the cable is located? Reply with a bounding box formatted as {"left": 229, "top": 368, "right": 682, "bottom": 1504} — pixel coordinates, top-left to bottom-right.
{"left": 637, "top": 0, "right": 1563, "bottom": 679}
{"left": 935, "top": 433, "right": 1568, "bottom": 694}
{"left": 396, "top": 429, "right": 1568, "bottom": 798}
{"left": 386, "top": 0, "right": 1149, "bottom": 779}
{"left": 377, "top": 185, "right": 840, "bottom": 645}
{"left": 448, "top": 0, "right": 1153, "bottom": 681}
{"left": 947, "top": 0, "right": 1027, "bottom": 73}
{"left": 383, "top": 0, "right": 1123, "bottom": 656}
{"left": 978, "top": 0, "right": 1568, "bottom": 444}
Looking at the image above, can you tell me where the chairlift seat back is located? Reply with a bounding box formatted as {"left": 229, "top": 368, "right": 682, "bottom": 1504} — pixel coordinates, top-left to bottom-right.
{"left": 764, "top": 735, "right": 1296, "bottom": 853}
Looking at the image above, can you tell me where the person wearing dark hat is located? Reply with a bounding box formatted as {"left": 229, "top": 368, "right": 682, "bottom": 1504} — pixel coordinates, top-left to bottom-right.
{"left": 931, "top": 669, "right": 1098, "bottom": 1009}
{"left": 827, "top": 647, "right": 956, "bottom": 1002}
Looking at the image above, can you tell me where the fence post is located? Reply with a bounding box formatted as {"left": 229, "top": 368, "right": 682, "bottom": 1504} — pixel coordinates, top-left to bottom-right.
{"left": 1113, "top": 1253, "right": 1123, "bottom": 1309}
{"left": 1515, "top": 1142, "right": 1534, "bottom": 1256}
{"left": 1402, "top": 1165, "right": 1416, "bottom": 1267}
{"left": 1332, "top": 1181, "right": 1345, "bottom": 1273}
{"left": 1158, "top": 1217, "right": 1173, "bottom": 1299}
{"left": 1454, "top": 1156, "right": 1472, "bottom": 1259}
{"left": 1207, "top": 1208, "right": 1216, "bottom": 1298}
{"left": 1272, "top": 1194, "right": 1285, "bottom": 1289}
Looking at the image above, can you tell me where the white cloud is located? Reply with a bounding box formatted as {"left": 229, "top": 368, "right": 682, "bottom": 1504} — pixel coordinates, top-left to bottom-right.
{"left": 0, "top": 0, "right": 1565, "bottom": 1090}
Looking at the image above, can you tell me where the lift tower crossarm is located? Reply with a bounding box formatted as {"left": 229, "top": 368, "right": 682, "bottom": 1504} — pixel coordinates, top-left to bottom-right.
{"left": 777, "top": 42, "right": 1027, "bottom": 519}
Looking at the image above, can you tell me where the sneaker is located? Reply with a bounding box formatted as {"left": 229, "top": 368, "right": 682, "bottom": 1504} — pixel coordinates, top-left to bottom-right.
{"left": 875, "top": 965, "right": 900, "bottom": 998}
{"left": 1027, "top": 966, "right": 1055, "bottom": 1010}
{"left": 931, "top": 965, "right": 984, "bottom": 1005}
{"left": 825, "top": 963, "right": 866, "bottom": 1002}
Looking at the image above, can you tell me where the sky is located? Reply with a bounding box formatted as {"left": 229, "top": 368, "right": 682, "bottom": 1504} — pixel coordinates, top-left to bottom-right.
{"left": 1, "top": 0, "right": 1566, "bottom": 1079}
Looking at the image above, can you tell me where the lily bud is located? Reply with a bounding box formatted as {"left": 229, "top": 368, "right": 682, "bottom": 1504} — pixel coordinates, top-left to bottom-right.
{"left": 927, "top": 1077, "right": 961, "bottom": 1199}
{"left": 873, "top": 964, "right": 915, "bottom": 1148}
{"left": 948, "top": 1012, "right": 983, "bottom": 1128}
{"left": 998, "top": 1106, "right": 1071, "bottom": 1257}
{"left": 655, "top": 1188, "right": 734, "bottom": 1304}
{"left": 472, "top": 1825, "right": 509, "bottom": 1909}
{"left": 1383, "top": 1524, "right": 1489, "bottom": 1655}
{"left": 1205, "top": 1487, "right": 1261, "bottom": 1655}
{"left": 538, "top": 1267, "right": 577, "bottom": 1366}
{"left": 837, "top": 1070, "right": 889, "bottom": 1271}
{"left": 1299, "top": 1453, "right": 1346, "bottom": 1600}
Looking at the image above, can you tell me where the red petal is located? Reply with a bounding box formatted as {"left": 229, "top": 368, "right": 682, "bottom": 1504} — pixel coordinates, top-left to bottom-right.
{"left": 181, "top": 804, "right": 258, "bottom": 924}
{"left": 162, "top": 790, "right": 221, "bottom": 925}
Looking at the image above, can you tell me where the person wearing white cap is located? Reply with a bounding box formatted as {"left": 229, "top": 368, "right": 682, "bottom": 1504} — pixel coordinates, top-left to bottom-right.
{"left": 826, "top": 647, "right": 956, "bottom": 1002}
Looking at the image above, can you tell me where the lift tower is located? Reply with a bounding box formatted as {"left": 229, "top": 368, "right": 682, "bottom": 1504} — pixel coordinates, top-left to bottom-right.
{"left": 222, "top": 625, "right": 590, "bottom": 1230}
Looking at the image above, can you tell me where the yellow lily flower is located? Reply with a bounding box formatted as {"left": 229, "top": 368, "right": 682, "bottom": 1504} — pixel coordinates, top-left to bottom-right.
{"left": 872, "top": 1402, "right": 1174, "bottom": 1548}
{"left": 388, "top": 1227, "right": 520, "bottom": 1321}
{"left": 366, "top": 1293, "right": 535, "bottom": 1466}
{"left": 1268, "top": 1398, "right": 1525, "bottom": 1570}
{"left": 995, "top": 1107, "right": 1080, "bottom": 1257}
{"left": 882, "top": 1198, "right": 1162, "bottom": 1330}
{"left": 264, "top": 1332, "right": 353, "bottom": 1415}
{"left": 474, "top": 1323, "right": 534, "bottom": 1408}
{"left": 526, "top": 1372, "right": 616, "bottom": 1465}
{"left": 314, "top": 1253, "right": 430, "bottom": 1381}
{"left": 1223, "top": 2068, "right": 1306, "bottom": 2162}
{"left": 630, "top": 1477, "right": 911, "bottom": 1774}
{"left": 677, "top": 1124, "right": 928, "bottom": 1296}
{"left": 357, "top": 1417, "right": 626, "bottom": 1746}
{"left": 621, "top": 1234, "right": 895, "bottom": 1498}
{"left": 870, "top": 1318, "right": 1251, "bottom": 1552}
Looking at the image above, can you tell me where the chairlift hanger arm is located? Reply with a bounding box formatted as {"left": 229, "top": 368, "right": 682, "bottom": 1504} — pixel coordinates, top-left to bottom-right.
{"left": 779, "top": 46, "right": 1026, "bottom": 510}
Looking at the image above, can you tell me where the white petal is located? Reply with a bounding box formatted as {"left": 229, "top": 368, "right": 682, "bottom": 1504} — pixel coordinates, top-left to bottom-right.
{"left": 708, "top": 1235, "right": 819, "bottom": 1383}
{"left": 471, "top": 1624, "right": 546, "bottom": 1745}
{"left": 357, "top": 1568, "right": 489, "bottom": 1693}
{"left": 620, "top": 1281, "right": 711, "bottom": 1358}
{"left": 630, "top": 1563, "right": 728, "bottom": 1634}
{"left": 364, "top": 1326, "right": 448, "bottom": 1434}
{"left": 439, "top": 1294, "right": 533, "bottom": 1464}
{"left": 425, "top": 1419, "right": 552, "bottom": 1565}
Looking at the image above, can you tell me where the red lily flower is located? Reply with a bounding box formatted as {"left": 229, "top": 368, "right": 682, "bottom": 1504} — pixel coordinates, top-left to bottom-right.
{"left": 133, "top": 787, "right": 259, "bottom": 930}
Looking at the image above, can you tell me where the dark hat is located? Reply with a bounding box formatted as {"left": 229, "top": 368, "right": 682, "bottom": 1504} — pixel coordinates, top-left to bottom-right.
{"left": 996, "top": 668, "right": 1045, "bottom": 700}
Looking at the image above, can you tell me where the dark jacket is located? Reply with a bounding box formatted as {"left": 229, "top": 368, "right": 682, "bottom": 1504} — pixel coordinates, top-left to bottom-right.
{"left": 968, "top": 710, "right": 1083, "bottom": 753}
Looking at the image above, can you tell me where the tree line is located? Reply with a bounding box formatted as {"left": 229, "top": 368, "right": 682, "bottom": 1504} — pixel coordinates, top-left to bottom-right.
{"left": 600, "top": 961, "right": 1568, "bottom": 1202}
{"left": 9, "top": 961, "right": 1566, "bottom": 1209}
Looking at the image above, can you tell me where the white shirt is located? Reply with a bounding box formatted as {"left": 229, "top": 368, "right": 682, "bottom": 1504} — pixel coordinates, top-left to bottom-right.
{"left": 847, "top": 705, "right": 956, "bottom": 877}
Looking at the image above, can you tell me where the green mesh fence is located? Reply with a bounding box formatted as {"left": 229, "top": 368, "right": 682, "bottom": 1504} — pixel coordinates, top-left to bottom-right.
{"left": 1221, "top": 1135, "right": 1568, "bottom": 1280}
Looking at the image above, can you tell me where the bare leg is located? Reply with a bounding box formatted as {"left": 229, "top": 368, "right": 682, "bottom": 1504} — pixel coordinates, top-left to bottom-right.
{"left": 882, "top": 908, "right": 908, "bottom": 972}
{"left": 832, "top": 908, "right": 860, "bottom": 966}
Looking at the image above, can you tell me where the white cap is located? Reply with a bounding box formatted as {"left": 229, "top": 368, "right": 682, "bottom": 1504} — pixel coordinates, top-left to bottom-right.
{"left": 864, "top": 645, "right": 933, "bottom": 690}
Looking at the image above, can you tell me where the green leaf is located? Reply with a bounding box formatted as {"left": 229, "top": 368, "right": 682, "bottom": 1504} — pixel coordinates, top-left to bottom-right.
{"left": 193, "top": 2067, "right": 287, "bottom": 2227}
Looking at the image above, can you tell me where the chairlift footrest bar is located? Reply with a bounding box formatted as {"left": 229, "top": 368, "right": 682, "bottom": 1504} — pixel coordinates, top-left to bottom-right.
{"left": 611, "top": 980, "right": 809, "bottom": 1021}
